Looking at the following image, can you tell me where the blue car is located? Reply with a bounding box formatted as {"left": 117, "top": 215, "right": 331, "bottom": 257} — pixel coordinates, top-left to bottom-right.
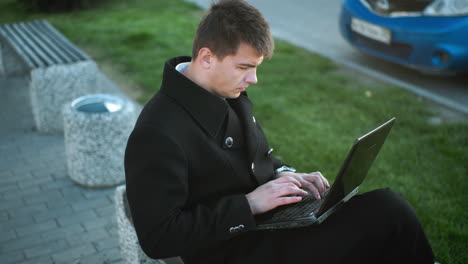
{"left": 339, "top": 0, "right": 468, "bottom": 75}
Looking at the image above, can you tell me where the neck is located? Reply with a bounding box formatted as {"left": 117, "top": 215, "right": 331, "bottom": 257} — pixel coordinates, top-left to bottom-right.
{"left": 183, "top": 61, "right": 214, "bottom": 95}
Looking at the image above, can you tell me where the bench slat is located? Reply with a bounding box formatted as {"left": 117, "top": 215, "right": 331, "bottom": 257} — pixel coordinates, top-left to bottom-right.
{"left": 5, "top": 23, "right": 52, "bottom": 68}
{"left": 37, "top": 20, "right": 90, "bottom": 62}
{"left": 16, "top": 22, "right": 64, "bottom": 66}
{"left": 25, "top": 22, "right": 71, "bottom": 65}
{"left": 0, "top": 25, "right": 41, "bottom": 68}
{"left": 32, "top": 20, "right": 83, "bottom": 64}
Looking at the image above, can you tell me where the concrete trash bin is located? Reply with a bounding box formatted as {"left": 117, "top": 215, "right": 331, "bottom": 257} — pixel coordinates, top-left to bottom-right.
{"left": 63, "top": 94, "right": 136, "bottom": 188}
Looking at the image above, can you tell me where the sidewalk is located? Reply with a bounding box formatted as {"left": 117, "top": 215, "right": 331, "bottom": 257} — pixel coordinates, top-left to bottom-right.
{"left": 0, "top": 75, "right": 123, "bottom": 263}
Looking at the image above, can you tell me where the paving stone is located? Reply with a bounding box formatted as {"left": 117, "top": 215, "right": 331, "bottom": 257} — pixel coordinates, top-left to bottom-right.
{"left": 0, "top": 216, "right": 35, "bottom": 233}
{"left": 24, "top": 239, "right": 69, "bottom": 258}
{"left": 2, "top": 185, "right": 41, "bottom": 201}
{"left": 0, "top": 250, "right": 25, "bottom": 264}
{"left": 33, "top": 204, "right": 74, "bottom": 223}
{"left": 78, "top": 247, "right": 122, "bottom": 264}
{"left": 23, "top": 189, "right": 63, "bottom": 206}
{"left": 57, "top": 209, "right": 97, "bottom": 227}
{"left": 71, "top": 196, "right": 112, "bottom": 212}
{"left": 66, "top": 228, "right": 110, "bottom": 247}
{"left": 0, "top": 229, "right": 17, "bottom": 243}
{"left": 18, "top": 174, "right": 55, "bottom": 190}
{"left": 0, "top": 233, "right": 44, "bottom": 253}
{"left": 0, "top": 181, "right": 18, "bottom": 193}
{"left": 95, "top": 204, "right": 116, "bottom": 217}
{"left": 60, "top": 187, "right": 85, "bottom": 201}
{"left": 16, "top": 219, "right": 58, "bottom": 237}
{"left": 40, "top": 177, "right": 74, "bottom": 192}
{"left": 0, "top": 210, "right": 9, "bottom": 222}
{"left": 40, "top": 223, "right": 86, "bottom": 242}
{"left": 82, "top": 215, "right": 114, "bottom": 231}
{"left": 51, "top": 243, "right": 97, "bottom": 263}
{"left": 93, "top": 235, "right": 119, "bottom": 251}
{"left": 8, "top": 202, "right": 48, "bottom": 218}
{"left": 19, "top": 255, "right": 55, "bottom": 264}
{"left": 0, "top": 170, "right": 33, "bottom": 185}
{"left": 0, "top": 196, "right": 25, "bottom": 210}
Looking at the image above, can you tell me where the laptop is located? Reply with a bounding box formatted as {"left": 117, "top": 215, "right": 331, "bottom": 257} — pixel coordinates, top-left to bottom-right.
{"left": 255, "top": 117, "right": 396, "bottom": 230}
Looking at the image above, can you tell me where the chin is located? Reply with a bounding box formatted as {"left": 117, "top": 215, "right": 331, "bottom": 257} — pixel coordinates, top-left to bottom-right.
{"left": 227, "top": 93, "right": 241, "bottom": 99}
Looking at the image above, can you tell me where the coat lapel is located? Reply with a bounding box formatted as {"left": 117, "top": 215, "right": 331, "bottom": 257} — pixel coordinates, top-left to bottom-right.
{"left": 228, "top": 94, "right": 258, "bottom": 167}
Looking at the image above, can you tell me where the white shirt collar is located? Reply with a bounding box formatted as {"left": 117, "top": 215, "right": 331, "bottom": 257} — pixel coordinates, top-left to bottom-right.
{"left": 175, "top": 62, "right": 191, "bottom": 73}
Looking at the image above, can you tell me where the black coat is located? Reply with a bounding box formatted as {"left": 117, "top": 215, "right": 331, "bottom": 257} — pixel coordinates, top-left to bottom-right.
{"left": 124, "top": 56, "right": 285, "bottom": 263}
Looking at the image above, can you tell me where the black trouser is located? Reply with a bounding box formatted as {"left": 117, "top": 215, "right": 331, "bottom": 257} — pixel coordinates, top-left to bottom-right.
{"left": 223, "top": 188, "right": 434, "bottom": 264}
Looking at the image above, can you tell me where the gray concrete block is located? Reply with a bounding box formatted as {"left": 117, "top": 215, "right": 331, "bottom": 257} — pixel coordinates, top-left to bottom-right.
{"left": 114, "top": 185, "right": 164, "bottom": 264}
{"left": 63, "top": 94, "right": 137, "bottom": 188}
{"left": 30, "top": 61, "right": 101, "bottom": 134}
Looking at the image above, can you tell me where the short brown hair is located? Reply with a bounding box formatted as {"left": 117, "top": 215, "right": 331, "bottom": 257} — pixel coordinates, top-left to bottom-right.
{"left": 192, "top": 0, "right": 274, "bottom": 60}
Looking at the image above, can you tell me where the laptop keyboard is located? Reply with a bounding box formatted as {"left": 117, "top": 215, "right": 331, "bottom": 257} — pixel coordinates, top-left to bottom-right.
{"left": 267, "top": 189, "right": 330, "bottom": 221}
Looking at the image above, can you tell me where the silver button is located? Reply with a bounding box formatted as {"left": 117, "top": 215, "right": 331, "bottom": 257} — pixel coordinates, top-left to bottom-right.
{"left": 225, "top": 137, "right": 234, "bottom": 148}
{"left": 266, "top": 148, "right": 274, "bottom": 156}
{"left": 229, "top": 225, "right": 245, "bottom": 233}
{"left": 251, "top": 162, "right": 255, "bottom": 173}
{"left": 252, "top": 116, "right": 256, "bottom": 124}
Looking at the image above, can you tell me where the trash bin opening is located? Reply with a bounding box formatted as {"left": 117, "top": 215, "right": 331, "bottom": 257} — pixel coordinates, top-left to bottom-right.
{"left": 72, "top": 94, "right": 123, "bottom": 113}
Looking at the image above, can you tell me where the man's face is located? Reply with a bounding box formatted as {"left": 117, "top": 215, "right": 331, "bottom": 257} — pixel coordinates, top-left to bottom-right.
{"left": 207, "top": 43, "right": 264, "bottom": 98}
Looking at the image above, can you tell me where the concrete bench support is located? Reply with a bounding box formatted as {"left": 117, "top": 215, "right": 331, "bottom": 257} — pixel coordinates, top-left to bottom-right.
{"left": 0, "top": 20, "right": 100, "bottom": 133}
{"left": 114, "top": 185, "right": 167, "bottom": 264}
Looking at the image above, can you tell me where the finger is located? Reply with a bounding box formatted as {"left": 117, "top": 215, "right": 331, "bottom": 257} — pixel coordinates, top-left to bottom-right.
{"left": 303, "top": 173, "right": 326, "bottom": 193}
{"left": 274, "top": 196, "right": 302, "bottom": 208}
{"left": 277, "top": 184, "right": 308, "bottom": 197}
{"left": 315, "top": 171, "right": 330, "bottom": 188}
{"left": 305, "top": 184, "right": 321, "bottom": 200}
{"left": 275, "top": 175, "right": 302, "bottom": 188}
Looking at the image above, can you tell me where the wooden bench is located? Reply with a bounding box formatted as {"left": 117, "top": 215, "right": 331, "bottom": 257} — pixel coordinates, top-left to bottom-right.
{"left": 114, "top": 185, "right": 184, "bottom": 264}
{"left": 0, "top": 20, "right": 103, "bottom": 133}
{"left": 0, "top": 20, "right": 90, "bottom": 75}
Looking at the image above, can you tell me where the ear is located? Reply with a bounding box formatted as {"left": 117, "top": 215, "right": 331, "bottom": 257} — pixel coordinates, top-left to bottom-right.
{"left": 197, "top": 47, "right": 214, "bottom": 69}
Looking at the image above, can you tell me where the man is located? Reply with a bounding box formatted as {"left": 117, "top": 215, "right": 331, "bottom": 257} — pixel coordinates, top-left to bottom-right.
{"left": 124, "top": 0, "right": 435, "bottom": 263}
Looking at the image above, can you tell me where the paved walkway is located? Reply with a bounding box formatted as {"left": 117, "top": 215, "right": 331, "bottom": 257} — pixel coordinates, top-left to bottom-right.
{"left": 0, "top": 75, "right": 123, "bottom": 263}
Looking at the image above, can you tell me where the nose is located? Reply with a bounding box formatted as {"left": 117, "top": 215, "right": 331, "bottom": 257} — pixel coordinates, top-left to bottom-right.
{"left": 245, "top": 69, "right": 258, "bottom": 84}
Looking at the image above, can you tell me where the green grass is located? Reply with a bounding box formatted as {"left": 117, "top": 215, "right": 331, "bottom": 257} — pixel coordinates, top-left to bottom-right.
{"left": 1, "top": 0, "right": 467, "bottom": 263}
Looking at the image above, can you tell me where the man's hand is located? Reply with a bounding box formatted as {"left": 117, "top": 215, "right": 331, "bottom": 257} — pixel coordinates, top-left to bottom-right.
{"left": 246, "top": 176, "right": 308, "bottom": 215}
{"left": 276, "top": 171, "right": 330, "bottom": 200}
